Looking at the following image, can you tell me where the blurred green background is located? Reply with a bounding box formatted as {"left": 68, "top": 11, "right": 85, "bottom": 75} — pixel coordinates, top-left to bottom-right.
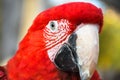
{"left": 0, "top": 0, "right": 120, "bottom": 80}
{"left": 99, "top": 7, "right": 120, "bottom": 80}
{"left": 99, "top": 8, "right": 120, "bottom": 70}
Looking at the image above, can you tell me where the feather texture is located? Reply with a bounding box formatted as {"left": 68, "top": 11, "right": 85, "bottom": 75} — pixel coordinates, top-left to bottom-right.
{"left": 5, "top": 2, "right": 103, "bottom": 80}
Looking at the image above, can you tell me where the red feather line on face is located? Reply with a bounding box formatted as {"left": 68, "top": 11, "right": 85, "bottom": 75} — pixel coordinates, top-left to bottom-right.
{"left": 29, "top": 2, "right": 103, "bottom": 32}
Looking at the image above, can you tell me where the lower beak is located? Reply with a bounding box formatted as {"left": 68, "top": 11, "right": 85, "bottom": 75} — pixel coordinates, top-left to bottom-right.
{"left": 75, "top": 24, "right": 99, "bottom": 80}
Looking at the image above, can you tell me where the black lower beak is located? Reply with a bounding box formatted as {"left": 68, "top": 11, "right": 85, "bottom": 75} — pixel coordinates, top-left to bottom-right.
{"left": 54, "top": 33, "right": 79, "bottom": 72}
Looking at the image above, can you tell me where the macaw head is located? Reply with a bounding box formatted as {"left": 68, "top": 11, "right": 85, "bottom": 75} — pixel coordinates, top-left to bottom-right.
{"left": 27, "top": 2, "right": 103, "bottom": 80}
{"left": 7, "top": 2, "right": 103, "bottom": 80}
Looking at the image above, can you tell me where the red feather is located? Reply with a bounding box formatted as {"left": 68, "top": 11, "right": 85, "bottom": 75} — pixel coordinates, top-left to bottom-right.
{"left": 29, "top": 2, "right": 103, "bottom": 32}
{"left": 5, "top": 2, "right": 103, "bottom": 80}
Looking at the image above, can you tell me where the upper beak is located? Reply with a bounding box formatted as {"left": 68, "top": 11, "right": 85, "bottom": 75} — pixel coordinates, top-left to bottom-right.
{"left": 75, "top": 24, "right": 99, "bottom": 80}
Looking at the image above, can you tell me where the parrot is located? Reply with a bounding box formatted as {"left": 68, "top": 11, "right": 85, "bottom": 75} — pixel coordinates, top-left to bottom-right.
{"left": 0, "top": 2, "right": 103, "bottom": 80}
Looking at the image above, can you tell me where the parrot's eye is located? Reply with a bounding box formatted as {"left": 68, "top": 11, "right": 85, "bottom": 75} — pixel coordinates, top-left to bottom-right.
{"left": 47, "top": 21, "right": 58, "bottom": 32}
{"left": 50, "top": 22, "right": 55, "bottom": 29}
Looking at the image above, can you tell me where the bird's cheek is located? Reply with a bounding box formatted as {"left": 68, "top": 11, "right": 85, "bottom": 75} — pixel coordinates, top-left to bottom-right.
{"left": 75, "top": 24, "right": 99, "bottom": 80}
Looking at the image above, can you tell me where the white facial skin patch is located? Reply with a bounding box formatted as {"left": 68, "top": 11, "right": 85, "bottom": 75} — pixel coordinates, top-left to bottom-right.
{"left": 44, "top": 19, "right": 71, "bottom": 62}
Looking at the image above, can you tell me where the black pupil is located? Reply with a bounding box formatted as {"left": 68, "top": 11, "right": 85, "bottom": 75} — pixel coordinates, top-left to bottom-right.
{"left": 51, "top": 22, "right": 55, "bottom": 28}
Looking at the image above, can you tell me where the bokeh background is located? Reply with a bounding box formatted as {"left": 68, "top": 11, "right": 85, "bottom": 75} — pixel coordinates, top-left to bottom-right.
{"left": 0, "top": 0, "right": 120, "bottom": 80}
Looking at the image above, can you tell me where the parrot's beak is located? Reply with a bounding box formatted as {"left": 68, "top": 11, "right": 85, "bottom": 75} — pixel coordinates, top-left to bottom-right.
{"left": 54, "top": 24, "right": 99, "bottom": 80}
{"left": 75, "top": 24, "right": 99, "bottom": 80}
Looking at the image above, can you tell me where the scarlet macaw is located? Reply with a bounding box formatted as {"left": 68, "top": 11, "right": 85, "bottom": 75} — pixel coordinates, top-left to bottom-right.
{"left": 0, "top": 2, "right": 103, "bottom": 80}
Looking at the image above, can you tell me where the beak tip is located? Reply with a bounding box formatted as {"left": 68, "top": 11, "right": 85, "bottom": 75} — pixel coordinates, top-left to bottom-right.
{"left": 80, "top": 70, "right": 91, "bottom": 80}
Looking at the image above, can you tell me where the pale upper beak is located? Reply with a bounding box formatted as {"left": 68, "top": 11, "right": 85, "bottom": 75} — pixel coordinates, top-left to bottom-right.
{"left": 75, "top": 24, "right": 99, "bottom": 80}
